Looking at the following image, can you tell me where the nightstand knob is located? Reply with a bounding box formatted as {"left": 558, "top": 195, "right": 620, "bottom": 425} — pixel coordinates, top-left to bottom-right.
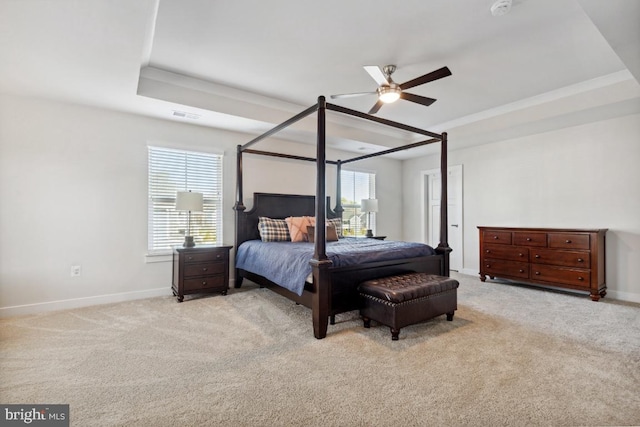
{"left": 535, "top": 271, "right": 540, "bottom": 275}
{"left": 202, "top": 267, "right": 208, "bottom": 272}
{"left": 519, "top": 269, "right": 524, "bottom": 273}
{"left": 486, "top": 250, "right": 491, "bottom": 253}
{"left": 565, "top": 239, "right": 572, "bottom": 244}
{"left": 202, "top": 281, "right": 207, "bottom": 285}
{"left": 535, "top": 254, "right": 540, "bottom": 258}
{"left": 519, "top": 253, "right": 524, "bottom": 257}
{"left": 526, "top": 237, "right": 532, "bottom": 241}
{"left": 216, "top": 254, "right": 222, "bottom": 259}
{"left": 188, "top": 256, "right": 193, "bottom": 261}
{"left": 493, "top": 236, "right": 499, "bottom": 240}
{"left": 577, "top": 258, "right": 584, "bottom": 262}
{"left": 486, "top": 264, "right": 490, "bottom": 268}
{"left": 578, "top": 276, "right": 584, "bottom": 281}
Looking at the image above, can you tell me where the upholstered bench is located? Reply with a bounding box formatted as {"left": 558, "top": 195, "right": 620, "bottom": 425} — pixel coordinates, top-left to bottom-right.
{"left": 358, "top": 273, "right": 459, "bottom": 340}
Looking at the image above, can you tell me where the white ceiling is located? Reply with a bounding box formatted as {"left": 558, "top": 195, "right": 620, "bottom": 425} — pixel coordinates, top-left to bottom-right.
{"left": 1, "top": 0, "right": 639, "bottom": 159}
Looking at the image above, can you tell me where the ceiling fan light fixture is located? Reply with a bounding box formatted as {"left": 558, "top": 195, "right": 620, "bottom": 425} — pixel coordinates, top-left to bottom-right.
{"left": 377, "top": 84, "right": 401, "bottom": 103}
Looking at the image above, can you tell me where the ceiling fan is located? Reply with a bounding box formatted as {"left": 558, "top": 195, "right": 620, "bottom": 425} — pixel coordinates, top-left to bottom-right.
{"left": 330, "top": 65, "right": 452, "bottom": 114}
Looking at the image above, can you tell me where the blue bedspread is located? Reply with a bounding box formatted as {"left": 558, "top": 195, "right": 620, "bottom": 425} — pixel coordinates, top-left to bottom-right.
{"left": 235, "top": 237, "right": 436, "bottom": 296}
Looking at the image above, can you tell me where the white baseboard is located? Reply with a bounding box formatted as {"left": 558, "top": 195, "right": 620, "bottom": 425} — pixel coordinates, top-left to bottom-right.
{"left": 453, "top": 269, "right": 640, "bottom": 304}
{"left": 0, "top": 287, "right": 173, "bottom": 318}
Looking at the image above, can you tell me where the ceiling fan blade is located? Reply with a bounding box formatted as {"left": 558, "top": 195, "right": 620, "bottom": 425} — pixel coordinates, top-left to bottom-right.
{"left": 330, "top": 91, "right": 376, "bottom": 99}
{"left": 399, "top": 66, "right": 452, "bottom": 91}
{"left": 400, "top": 92, "right": 437, "bottom": 107}
{"left": 368, "top": 100, "right": 384, "bottom": 115}
{"left": 363, "top": 65, "right": 389, "bottom": 86}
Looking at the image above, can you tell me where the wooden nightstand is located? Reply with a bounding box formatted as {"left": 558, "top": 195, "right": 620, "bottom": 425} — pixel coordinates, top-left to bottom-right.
{"left": 172, "top": 244, "right": 233, "bottom": 302}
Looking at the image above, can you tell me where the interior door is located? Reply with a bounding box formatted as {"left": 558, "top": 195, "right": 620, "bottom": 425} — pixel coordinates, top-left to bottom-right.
{"left": 424, "top": 165, "right": 463, "bottom": 271}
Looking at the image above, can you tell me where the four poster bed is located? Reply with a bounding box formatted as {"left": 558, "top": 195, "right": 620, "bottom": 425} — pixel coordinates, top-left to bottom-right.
{"left": 233, "top": 96, "right": 452, "bottom": 339}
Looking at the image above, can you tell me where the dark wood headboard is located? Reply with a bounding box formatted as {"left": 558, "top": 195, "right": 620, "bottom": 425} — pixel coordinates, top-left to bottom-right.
{"left": 235, "top": 193, "right": 338, "bottom": 247}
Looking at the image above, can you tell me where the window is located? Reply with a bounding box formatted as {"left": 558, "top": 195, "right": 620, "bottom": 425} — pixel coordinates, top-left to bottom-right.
{"left": 340, "top": 170, "right": 376, "bottom": 236}
{"left": 148, "top": 146, "right": 223, "bottom": 253}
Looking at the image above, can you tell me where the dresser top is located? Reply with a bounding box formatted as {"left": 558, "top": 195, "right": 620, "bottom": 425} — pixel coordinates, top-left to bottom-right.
{"left": 477, "top": 226, "right": 607, "bottom": 233}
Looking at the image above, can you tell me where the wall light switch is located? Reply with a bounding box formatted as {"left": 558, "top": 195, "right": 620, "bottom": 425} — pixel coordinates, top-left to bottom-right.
{"left": 70, "top": 265, "right": 81, "bottom": 277}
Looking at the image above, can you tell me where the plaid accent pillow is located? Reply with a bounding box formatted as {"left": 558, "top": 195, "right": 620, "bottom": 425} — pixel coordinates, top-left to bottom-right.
{"left": 258, "top": 217, "right": 291, "bottom": 242}
{"left": 327, "top": 217, "right": 343, "bottom": 237}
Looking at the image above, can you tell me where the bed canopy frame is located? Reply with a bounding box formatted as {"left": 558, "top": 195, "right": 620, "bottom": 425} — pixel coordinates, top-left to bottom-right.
{"left": 234, "top": 96, "right": 451, "bottom": 338}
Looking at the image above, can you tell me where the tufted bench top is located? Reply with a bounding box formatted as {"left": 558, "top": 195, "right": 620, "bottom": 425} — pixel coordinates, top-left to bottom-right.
{"left": 359, "top": 273, "right": 459, "bottom": 304}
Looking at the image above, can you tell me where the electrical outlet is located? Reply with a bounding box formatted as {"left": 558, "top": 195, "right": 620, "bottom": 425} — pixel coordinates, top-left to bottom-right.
{"left": 70, "top": 265, "right": 81, "bottom": 277}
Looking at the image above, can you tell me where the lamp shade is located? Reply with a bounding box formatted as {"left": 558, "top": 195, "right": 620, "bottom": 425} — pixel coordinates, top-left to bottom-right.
{"left": 361, "top": 198, "right": 378, "bottom": 213}
{"left": 176, "top": 191, "right": 203, "bottom": 212}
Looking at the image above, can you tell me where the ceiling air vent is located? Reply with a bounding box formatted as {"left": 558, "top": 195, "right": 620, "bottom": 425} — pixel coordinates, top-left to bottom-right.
{"left": 172, "top": 110, "right": 201, "bottom": 120}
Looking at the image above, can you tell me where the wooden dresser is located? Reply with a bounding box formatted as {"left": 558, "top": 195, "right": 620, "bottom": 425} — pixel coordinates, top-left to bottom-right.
{"left": 172, "top": 244, "right": 233, "bottom": 302}
{"left": 478, "top": 227, "right": 607, "bottom": 301}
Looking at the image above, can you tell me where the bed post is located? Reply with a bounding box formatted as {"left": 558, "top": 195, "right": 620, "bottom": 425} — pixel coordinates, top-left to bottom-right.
{"left": 335, "top": 160, "right": 344, "bottom": 218}
{"left": 310, "top": 96, "right": 332, "bottom": 339}
{"left": 234, "top": 145, "right": 246, "bottom": 288}
{"left": 435, "top": 132, "right": 452, "bottom": 276}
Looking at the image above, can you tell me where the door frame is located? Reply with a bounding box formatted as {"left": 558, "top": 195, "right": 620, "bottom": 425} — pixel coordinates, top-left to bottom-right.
{"left": 421, "top": 164, "right": 463, "bottom": 271}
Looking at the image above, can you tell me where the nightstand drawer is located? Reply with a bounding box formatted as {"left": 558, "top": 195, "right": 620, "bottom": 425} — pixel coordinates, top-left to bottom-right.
{"left": 183, "top": 275, "right": 226, "bottom": 291}
{"left": 184, "top": 262, "right": 226, "bottom": 278}
{"left": 531, "top": 249, "right": 590, "bottom": 268}
{"left": 483, "top": 244, "right": 528, "bottom": 261}
{"left": 184, "top": 251, "right": 228, "bottom": 263}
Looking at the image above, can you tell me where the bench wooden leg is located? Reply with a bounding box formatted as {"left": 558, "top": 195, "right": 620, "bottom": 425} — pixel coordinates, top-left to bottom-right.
{"left": 390, "top": 328, "right": 400, "bottom": 341}
{"left": 446, "top": 312, "right": 454, "bottom": 321}
{"left": 363, "top": 317, "right": 371, "bottom": 328}
{"left": 330, "top": 315, "right": 335, "bottom": 325}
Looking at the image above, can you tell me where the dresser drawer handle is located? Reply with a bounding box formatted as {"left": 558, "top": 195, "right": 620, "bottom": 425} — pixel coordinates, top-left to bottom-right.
{"left": 518, "top": 253, "right": 524, "bottom": 257}
{"left": 202, "top": 267, "right": 208, "bottom": 272}
{"left": 202, "top": 281, "right": 207, "bottom": 285}
{"left": 216, "top": 254, "right": 222, "bottom": 259}
{"left": 493, "top": 236, "right": 499, "bottom": 240}
{"left": 578, "top": 276, "right": 584, "bottom": 281}
{"left": 577, "top": 258, "right": 584, "bottom": 262}
{"left": 486, "top": 250, "right": 491, "bottom": 253}
{"left": 565, "top": 239, "right": 572, "bottom": 244}
{"left": 486, "top": 264, "right": 491, "bottom": 268}
{"left": 535, "top": 271, "right": 540, "bottom": 275}
{"left": 526, "top": 237, "right": 532, "bottom": 241}
{"left": 535, "top": 254, "right": 540, "bottom": 258}
{"left": 519, "top": 269, "right": 524, "bottom": 273}
{"left": 188, "top": 256, "right": 193, "bottom": 261}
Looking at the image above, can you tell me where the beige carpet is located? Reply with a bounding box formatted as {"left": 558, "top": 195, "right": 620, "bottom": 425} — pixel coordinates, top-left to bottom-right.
{"left": 1, "top": 273, "right": 639, "bottom": 426}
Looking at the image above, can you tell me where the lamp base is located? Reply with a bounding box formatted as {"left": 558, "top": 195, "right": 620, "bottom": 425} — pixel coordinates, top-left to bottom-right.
{"left": 183, "top": 236, "right": 196, "bottom": 248}
{"left": 365, "top": 229, "right": 374, "bottom": 238}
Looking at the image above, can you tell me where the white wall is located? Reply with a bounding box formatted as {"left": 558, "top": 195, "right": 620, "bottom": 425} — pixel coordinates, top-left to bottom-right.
{"left": 0, "top": 94, "right": 403, "bottom": 314}
{"left": 403, "top": 113, "right": 640, "bottom": 302}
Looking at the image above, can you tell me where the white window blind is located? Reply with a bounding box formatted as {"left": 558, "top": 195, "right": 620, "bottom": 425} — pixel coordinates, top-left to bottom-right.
{"left": 148, "top": 146, "right": 223, "bottom": 252}
{"left": 340, "top": 170, "right": 376, "bottom": 236}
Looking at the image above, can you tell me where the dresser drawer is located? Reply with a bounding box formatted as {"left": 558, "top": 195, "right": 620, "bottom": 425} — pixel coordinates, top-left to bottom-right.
{"left": 483, "top": 244, "right": 528, "bottom": 261}
{"left": 483, "top": 259, "right": 529, "bottom": 279}
{"left": 482, "top": 230, "right": 512, "bottom": 245}
{"left": 531, "top": 248, "right": 590, "bottom": 268}
{"left": 531, "top": 264, "right": 590, "bottom": 288}
{"left": 183, "top": 275, "right": 226, "bottom": 291}
{"left": 548, "top": 233, "right": 590, "bottom": 250}
{"left": 513, "top": 232, "right": 547, "bottom": 247}
{"left": 184, "top": 261, "right": 226, "bottom": 278}
{"left": 184, "top": 250, "right": 228, "bottom": 263}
